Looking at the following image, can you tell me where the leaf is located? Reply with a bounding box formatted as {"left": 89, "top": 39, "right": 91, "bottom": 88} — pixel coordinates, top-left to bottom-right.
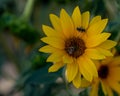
{"left": 23, "top": 65, "right": 62, "bottom": 96}
{"left": 25, "top": 65, "right": 62, "bottom": 85}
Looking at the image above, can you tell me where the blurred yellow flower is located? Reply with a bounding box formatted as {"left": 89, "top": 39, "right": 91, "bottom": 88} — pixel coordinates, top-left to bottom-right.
{"left": 90, "top": 56, "right": 120, "bottom": 96}
{"left": 39, "top": 6, "right": 116, "bottom": 88}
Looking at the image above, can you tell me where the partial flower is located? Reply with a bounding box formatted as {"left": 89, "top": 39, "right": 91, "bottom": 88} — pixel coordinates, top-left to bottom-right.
{"left": 39, "top": 6, "right": 117, "bottom": 88}
{"left": 90, "top": 55, "right": 120, "bottom": 96}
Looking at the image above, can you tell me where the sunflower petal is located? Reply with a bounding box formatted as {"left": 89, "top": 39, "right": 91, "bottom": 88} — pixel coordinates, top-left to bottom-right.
{"left": 42, "top": 25, "right": 56, "bottom": 36}
{"left": 109, "top": 67, "right": 120, "bottom": 81}
{"left": 90, "top": 80, "right": 99, "bottom": 96}
{"left": 49, "top": 14, "right": 63, "bottom": 34}
{"left": 47, "top": 51, "right": 64, "bottom": 62}
{"left": 99, "top": 40, "right": 117, "bottom": 49}
{"left": 49, "top": 61, "right": 65, "bottom": 72}
{"left": 63, "top": 54, "right": 74, "bottom": 64}
{"left": 108, "top": 80, "right": 120, "bottom": 94}
{"left": 87, "top": 19, "right": 108, "bottom": 35}
{"left": 41, "top": 37, "right": 64, "bottom": 49}
{"left": 81, "top": 11, "right": 90, "bottom": 29}
{"left": 42, "top": 25, "right": 64, "bottom": 38}
{"left": 85, "top": 49, "right": 105, "bottom": 59}
{"left": 39, "top": 45, "right": 58, "bottom": 53}
{"left": 72, "top": 6, "right": 81, "bottom": 29}
{"left": 72, "top": 73, "right": 81, "bottom": 88}
{"left": 80, "top": 78, "right": 91, "bottom": 88}
{"left": 96, "top": 48, "right": 113, "bottom": 56}
{"left": 84, "top": 56, "right": 98, "bottom": 77}
{"left": 60, "top": 9, "right": 74, "bottom": 37}
{"left": 90, "top": 16, "right": 101, "bottom": 26}
{"left": 78, "top": 57, "right": 94, "bottom": 81}
{"left": 66, "top": 62, "right": 78, "bottom": 82}
{"left": 86, "top": 33, "right": 111, "bottom": 48}
{"left": 110, "top": 56, "right": 120, "bottom": 66}
{"left": 106, "top": 85, "right": 113, "bottom": 96}
{"left": 101, "top": 81, "right": 107, "bottom": 95}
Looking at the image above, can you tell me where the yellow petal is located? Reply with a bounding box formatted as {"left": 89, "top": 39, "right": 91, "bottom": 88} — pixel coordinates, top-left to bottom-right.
{"left": 85, "top": 49, "right": 105, "bottom": 60}
{"left": 90, "top": 80, "right": 99, "bottom": 96}
{"left": 96, "top": 48, "right": 113, "bottom": 56}
{"left": 109, "top": 67, "right": 120, "bottom": 81}
{"left": 42, "top": 25, "right": 56, "bottom": 36}
{"left": 49, "top": 14, "right": 63, "bottom": 34}
{"left": 42, "top": 25, "right": 64, "bottom": 38}
{"left": 41, "top": 37, "right": 64, "bottom": 49}
{"left": 99, "top": 40, "right": 117, "bottom": 49}
{"left": 63, "top": 54, "right": 74, "bottom": 64}
{"left": 80, "top": 78, "right": 91, "bottom": 88}
{"left": 72, "top": 72, "right": 81, "bottom": 88}
{"left": 106, "top": 85, "right": 113, "bottom": 96}
{"left": 87, "top": 19, "right": 108, "bottom": 35}
{"left": 47, "top": 51, "right": 64, "bottom": 62}
{"left": 77, "top": 56, "right": 96, "bottom": 81}
{"left": 72, "top": 6, "right": 81, "bottom": 29}
{"left": 49, "top": 61, "right": 65, "bottom": 72}
{"left": 90, "top": 16, "right": 101, "bottom": 26}
{"left": 101, "top": 81, "right": 107, "bottom": 95}
{"left": 60, "top": 9, "right": 74, "bottom": 37}
{"left": 84, "top": 56, "right": 98, "bottom": 77}
{"left": 108, "top": 80, "right": 120, "bottom": 94}
{"left": 81, "top": 11, "right": 90, "bottom": 29}
{"left": 39, "top": 45, "right": 58, "bottom": 53}
{"left": 111, "top": 48, "right": 117, "bottom": 55}
{"left": 101, "top": 57, "right": 113, "bottom": 65}
{"left": 86, "top": 33, "right": 111, "bottom": 48}
{"left": 110, "top": 56, "right": 120, "bottom": 66}
{"left": 66, "top": 62, "right": 78, "bottom": 82}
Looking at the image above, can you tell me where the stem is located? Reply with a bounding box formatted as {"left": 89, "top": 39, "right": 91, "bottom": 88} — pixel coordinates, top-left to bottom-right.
{"left": 21, "top": 0, "right": 35, "bottom": 21}
{"left": 103, "top": 0, "right": 117, "bottom": 19}
{"left": 65, "top": 82, "right": 79, "bottom": 96}
{"left": 65, "top": 82, "right": 73, "bottom": 96}
{"left": 62, "top": 67, "right": 76, "bottom": 96}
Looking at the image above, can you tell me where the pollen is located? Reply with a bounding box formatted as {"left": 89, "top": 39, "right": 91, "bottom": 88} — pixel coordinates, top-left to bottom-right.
{"left": 65, "top": 37, "right": 86, "bottom": 58}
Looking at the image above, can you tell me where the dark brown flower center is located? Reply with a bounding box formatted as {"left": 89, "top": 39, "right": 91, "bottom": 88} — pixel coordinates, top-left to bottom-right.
{"left": 65, "top": 37, "right": 86, "bottom": 58}
{"left": 98, "top": 65, "right": 109, "bottom": 79}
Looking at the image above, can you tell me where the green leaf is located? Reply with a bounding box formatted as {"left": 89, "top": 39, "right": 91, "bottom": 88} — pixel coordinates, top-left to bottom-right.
{"left": 23, "top": 65, "right": 62, "bottom": 96}
{"left": 25, "top": 65, "right": 62, "bottom": 85}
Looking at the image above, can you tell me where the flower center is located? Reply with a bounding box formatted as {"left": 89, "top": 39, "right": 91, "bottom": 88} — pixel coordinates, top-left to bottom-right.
{"left": 98, "top": 65, "right": 109, "bottom": 79}
{"left": 65, "top": 37, "right": 86, "bottom": 58}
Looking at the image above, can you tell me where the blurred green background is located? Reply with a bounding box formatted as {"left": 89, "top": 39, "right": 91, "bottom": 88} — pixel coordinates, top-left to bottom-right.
{"left": 0, "top": 0, "right": 120, "bottom": 96}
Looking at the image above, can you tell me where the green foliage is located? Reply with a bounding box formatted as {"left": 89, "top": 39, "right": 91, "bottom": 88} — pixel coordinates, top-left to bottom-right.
{"left": 0, "top": 12, "right": 40, "bottom": 44}
{"left": 25, "top": 65, "right": 62, "bottom": 85}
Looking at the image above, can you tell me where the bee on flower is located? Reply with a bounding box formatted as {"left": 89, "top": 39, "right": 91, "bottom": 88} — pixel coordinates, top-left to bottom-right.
{"left": 39, "top": 6, "right": 117, "bottom": 88}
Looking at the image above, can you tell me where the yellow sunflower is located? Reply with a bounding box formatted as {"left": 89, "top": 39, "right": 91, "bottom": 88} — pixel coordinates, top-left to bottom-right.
{"left": 39, "top": 6, "right": 116, "bottom": 88}
{"left": 90, "top": 55, "right": 120, "bottom": 96}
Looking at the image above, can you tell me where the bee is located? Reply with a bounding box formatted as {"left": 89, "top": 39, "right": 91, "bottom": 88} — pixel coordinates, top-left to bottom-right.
{"left": 77, "top": 27, "right": 85, "bottom": 32}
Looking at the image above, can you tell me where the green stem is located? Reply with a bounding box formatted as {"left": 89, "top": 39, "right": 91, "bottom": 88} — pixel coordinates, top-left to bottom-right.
{"left": 65, "top": 82, "right": 79, "bottom": 96}
{"left": 62, "top": 68, "right": 76, "bottom": 96}
{"left": 65, "top": 82, "right": 73, "bottom": 96}
{"left": 21, "top": 0, "right": 35, "bottom": 21}
{"left": 103, "top": 0, "right": 117, "bottom": 19}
